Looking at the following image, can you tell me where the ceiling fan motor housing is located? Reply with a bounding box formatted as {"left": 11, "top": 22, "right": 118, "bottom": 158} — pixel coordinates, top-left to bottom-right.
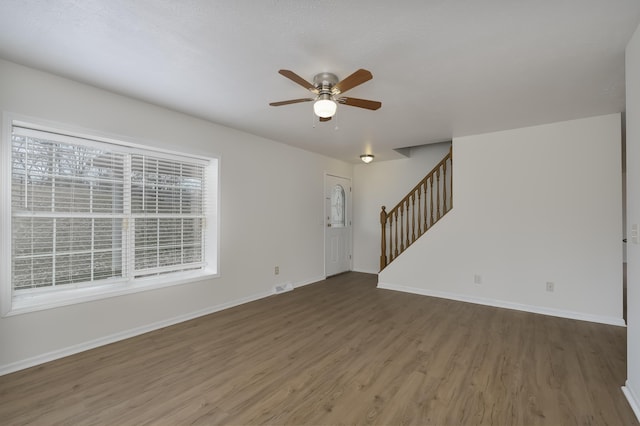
{"left": 313, "top": 72, "right": 339, "bottom": 94}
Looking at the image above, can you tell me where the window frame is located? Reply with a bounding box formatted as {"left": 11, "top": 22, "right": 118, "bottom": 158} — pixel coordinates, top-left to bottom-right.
{"left": 1, "top": 113, "right": 220, "bottom": 316}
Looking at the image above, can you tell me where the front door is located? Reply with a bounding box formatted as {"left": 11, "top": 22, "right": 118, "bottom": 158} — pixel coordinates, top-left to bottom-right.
{"left": 325, "top": 174, "right": 352, "bottom": 276}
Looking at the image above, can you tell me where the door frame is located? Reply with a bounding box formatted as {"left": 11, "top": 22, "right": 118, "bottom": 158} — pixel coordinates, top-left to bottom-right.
{"left": 323, "top": 172, "right": 353, "bottom": 277}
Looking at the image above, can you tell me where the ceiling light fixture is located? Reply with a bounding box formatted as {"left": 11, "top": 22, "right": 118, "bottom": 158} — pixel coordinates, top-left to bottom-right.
{"left": 360, "top": 154, "right": 374, "bottom": 164}
{"left": 313, "top": 93, "right": 337, "bottom": 118}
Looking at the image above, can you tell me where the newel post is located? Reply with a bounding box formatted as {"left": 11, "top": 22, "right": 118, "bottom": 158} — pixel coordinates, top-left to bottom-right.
{"left": 380, "top": 206, "right": 387, "bottom": 270}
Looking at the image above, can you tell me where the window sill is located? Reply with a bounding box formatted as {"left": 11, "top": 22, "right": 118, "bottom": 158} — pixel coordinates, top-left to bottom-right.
{"left": 5, "top": 270, "right": 219, "bottom": 317}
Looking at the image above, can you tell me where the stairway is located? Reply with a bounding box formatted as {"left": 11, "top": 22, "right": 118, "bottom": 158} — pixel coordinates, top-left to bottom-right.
{"left": 379, "top": 147, "right": 452, "bottom": 270}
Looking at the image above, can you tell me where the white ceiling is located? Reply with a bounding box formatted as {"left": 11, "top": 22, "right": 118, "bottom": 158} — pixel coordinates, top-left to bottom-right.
{"left": 0, "top": 1, "right": 639, "bottom": 163}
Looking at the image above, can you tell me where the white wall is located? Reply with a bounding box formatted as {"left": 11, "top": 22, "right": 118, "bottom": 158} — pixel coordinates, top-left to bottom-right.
{"left": 0, "top": 59, "right": 352, "bottom": 373}
{"left": 624, "top": 22, "right": 640, "bottom": 421}
{"left": 379, "top": 114, "right": 624, "bottom": 325}
{"left": 352, "top": 142, "right": 452, "bottom": 273}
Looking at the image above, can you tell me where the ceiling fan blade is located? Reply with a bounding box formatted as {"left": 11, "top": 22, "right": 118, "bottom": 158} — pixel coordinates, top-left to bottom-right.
{"left": 278, "top": 70, "right": 319, "bottom": 93}
{"left": 333, "top": 69, "right": 373, "bottom": 94}
{"left": 338, "top": 97, "right": 382, "bottom": 110}
{"left": 319, "top": 116, "right": 332, "bottom": 122}
{"left": 269, "top": 98, "right": 314, "bottom": 106}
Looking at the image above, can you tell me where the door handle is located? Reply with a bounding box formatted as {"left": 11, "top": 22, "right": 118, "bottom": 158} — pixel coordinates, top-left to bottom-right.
{"left": 327, "top": 223, "right": 332, "bottom": 227}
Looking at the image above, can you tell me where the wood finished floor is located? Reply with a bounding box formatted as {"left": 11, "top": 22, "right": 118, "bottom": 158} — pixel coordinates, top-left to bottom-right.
{"left": 0, "top": 272, "right": 636, "bottom": 425}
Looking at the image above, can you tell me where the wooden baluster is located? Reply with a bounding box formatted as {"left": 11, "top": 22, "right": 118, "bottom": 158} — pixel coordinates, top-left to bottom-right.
{"left": 424, "top": 180, "right": 428, "bottom": 232}
{"left": 380, "top": 206, "right": 387, "bottom": 270}
{"left": 417, "top": 186, "right": 422, "bottom": 237}
{"left": 394, "top": 210, "right": 399, "bottom": 258}
{"left": 391, "top": 214, "right": 395, "bottom": 262}
{"left": 399, "top": 203, "right": 405, "bottom": 253}
{"left": 388, "top": 215, "right": 393, "bottom": 262}
{"left": 411, "top": 193, "right": 416, "bottom": 243}
{"left": 429, "top": 175, "right": 434, "bottom": 227}
{"left": 389, "top": 210, "right": 398, "bottom": 259}
{"left": 388, "top": 212, "right": 392, "bottom": 263}
{"left": 405, "top": 199, "right": 410, "bottom": 248}
{"left": 442, "top": 160, "right": 448, "bottom": 213}
{"left": 388, "top": 210, "right": 392, "bottom": 263}
{"left": 436, "top": 168, "right": 441, "bottom": 220}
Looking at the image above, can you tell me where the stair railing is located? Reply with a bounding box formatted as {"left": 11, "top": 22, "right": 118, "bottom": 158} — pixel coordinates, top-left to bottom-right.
{"left": 380, "top": 147, "right": 452, "bottom": 270}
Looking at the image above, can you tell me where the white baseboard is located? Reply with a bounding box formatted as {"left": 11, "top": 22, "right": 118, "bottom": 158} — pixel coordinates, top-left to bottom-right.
{"left": 0, "top": 289, "right": 274, "bottom": 376}
{"left": 351, "top": 268, "right": 380, "bottom": 275}
{"left": 623, "top": 382, "right": 640, "bottom": 423}
{"left": 377, "top": 282, "right": 626, "bottom": 327}
{"left": 293, "top": 275, "right": 325, "bottom": 289}
{"left": 2, "top": 275, "right": 331, "bottom": 376}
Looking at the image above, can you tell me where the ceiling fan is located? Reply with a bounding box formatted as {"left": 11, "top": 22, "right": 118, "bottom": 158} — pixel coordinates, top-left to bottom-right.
{"left": 269, "top": 69, "right": 381, "bottom": 121}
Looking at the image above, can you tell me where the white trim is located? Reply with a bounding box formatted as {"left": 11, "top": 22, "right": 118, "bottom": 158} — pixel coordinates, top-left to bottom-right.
{"left": 323, "top": 172, "right": 353, "bottom": 278}
{"left": 0, "top": 287, "right": 272, "bottom": 376}
{"left": 2, "top": 112, "right": 221, "bottom": 316}
{"left": 272, "top": 276, "right": 325, "bottom": 294}
{"left": 352, "top": 268, "right": 380, "bottom": 275}
{"left": 272, "top": 282, "right": 294, "bottom": 294}
{"left": 0, "top": 275, "right": 327, "bottom": 375}
{"left": 7, "top": 271, "right": 219, "bottom": 316}
{"left": 623, "top": 382, "right": 640, "bottom": 423}
{"left": 377, "top": 282, "right": 626, "bottom": 327}
{"left": 207, "top": 154, "right": 220, "bottom": 276}
{"left": 293, "top": 275, "right": 325, "bottom": 289}
{"left": 1, "top": 113, "right": 12, "bottom": 316}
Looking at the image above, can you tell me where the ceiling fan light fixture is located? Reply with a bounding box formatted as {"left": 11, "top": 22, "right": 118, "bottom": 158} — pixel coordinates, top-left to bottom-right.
{"left": 360, "top": 154, "right": 374, "bottom": 164}
{"left": 314, "top": 94, "right": 337, "bottom": 118}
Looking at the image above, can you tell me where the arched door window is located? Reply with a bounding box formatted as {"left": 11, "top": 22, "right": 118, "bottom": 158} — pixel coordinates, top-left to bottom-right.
{"left": 331, "top": 184, "right": 346, "bottom": 228}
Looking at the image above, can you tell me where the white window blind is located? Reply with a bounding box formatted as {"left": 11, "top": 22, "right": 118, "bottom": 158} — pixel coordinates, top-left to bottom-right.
{"left": 10, "top": 124, "right": 208, "bottom": 294}
{"left": 130, "top": 154, "right": 205, "bottom": 277}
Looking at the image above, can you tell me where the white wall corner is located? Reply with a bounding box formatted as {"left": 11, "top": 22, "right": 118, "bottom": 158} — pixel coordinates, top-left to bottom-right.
{"left": 625, "top": 21, "right": 640, "bottom": 422}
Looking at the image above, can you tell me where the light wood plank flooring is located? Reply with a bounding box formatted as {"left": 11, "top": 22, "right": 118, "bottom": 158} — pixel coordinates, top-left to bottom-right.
{"left": 0, "top": 272, "right": 636, "bottom": 425}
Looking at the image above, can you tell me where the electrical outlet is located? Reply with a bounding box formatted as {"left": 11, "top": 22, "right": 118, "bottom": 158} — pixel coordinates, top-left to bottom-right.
{"left": 546, "top": 281, "right": 554, "bottom": 292}
{"left": 274, "top": 266, "right": 279, "bottom": 275}
{"left": 474, "top": 274, "right": 482, "bottom": 285}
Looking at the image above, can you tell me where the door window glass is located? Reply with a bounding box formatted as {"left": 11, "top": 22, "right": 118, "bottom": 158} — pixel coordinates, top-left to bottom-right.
{"left": 331, "top": 184, "right": 345, "bottom": 227}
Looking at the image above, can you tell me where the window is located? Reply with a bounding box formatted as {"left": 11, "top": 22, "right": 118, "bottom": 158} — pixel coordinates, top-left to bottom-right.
{"left": 330, "top": 184, "right": 345, "bottom": 228}
{"left": 2, "top": 118, "right": 218, "bottom": 315}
